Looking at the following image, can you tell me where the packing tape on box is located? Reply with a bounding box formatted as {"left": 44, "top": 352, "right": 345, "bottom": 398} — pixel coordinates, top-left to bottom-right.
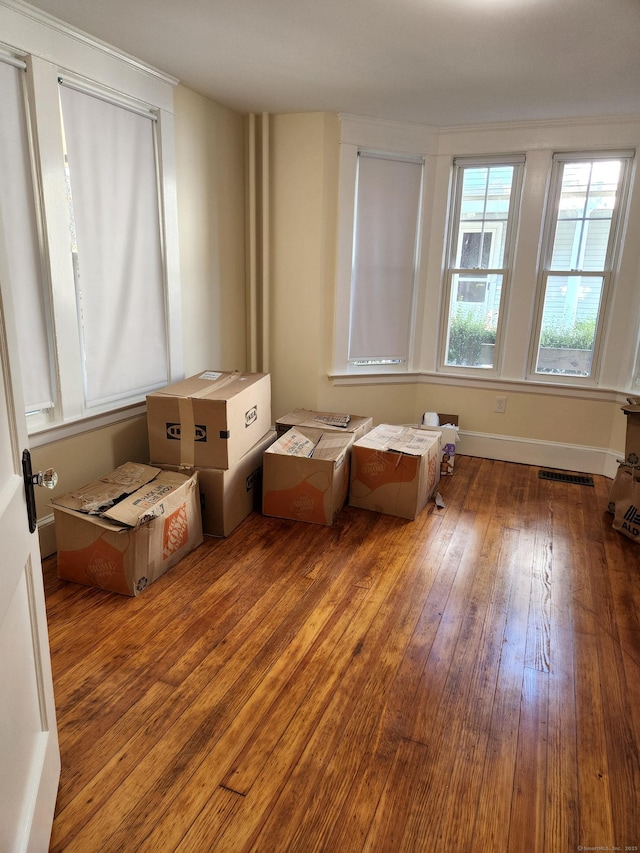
{"left": 178, "top": 397, "right": 197, "bottom": 467}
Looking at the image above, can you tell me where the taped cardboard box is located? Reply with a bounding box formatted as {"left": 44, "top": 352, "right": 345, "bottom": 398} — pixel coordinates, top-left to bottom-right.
{"left": 262, "top": 427, "right": 355, "bottom": 525}
{"left": 147, "top": 370, "right": 271, "bottom": 470}
{"left": 275, "top": 408, "right": 372, "bottom": 442}
{"left": 158, "top": 430, "right": 278, "bottom": 538}
{"left": 349, "top": 425, "right": 441, "bottom": 520}
{"left": 52, "top": 463, "right": 203, "bottom": 596}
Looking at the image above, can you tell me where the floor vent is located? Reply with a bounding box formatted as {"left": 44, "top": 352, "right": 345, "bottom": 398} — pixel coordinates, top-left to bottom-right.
{"left": 538, "top": 470, "right": 594, "bottom": 486}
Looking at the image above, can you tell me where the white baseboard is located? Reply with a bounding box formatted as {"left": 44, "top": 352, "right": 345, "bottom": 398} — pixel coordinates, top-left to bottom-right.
{"left": 37, "top": 513, "right": 57, "bottom": 559}
{"left": 458, "top": 430, "right": 622, "bottom": 480}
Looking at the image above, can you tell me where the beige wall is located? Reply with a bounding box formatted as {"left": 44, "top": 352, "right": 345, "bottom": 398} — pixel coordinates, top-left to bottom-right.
{"left": 269, "top": 112, "right": 340, "bottom": 417}
{"left": 173, "top": 85, "right": 247, "bottom": 375}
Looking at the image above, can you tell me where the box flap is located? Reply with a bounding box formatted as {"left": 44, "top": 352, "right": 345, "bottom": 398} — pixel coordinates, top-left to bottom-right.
{"left": 51, "top": 462, "right": 161, "bottom": 515}
{"left": 312, "top": 432, "right": 353, "bottom": 463}
{"left": 267, "top": 428, "right": 318, "bottom": 458}
{"left": 150, "top": 370, "right": 268, "bottom": 403}
{"left": 356, "top": 424, "right": 441, "bottom": 457}
{"left": 276, "top": 408, "right": 371, "bottom": 434}
{"left": 103, "top": 470, "right": 193, "bottom": 527}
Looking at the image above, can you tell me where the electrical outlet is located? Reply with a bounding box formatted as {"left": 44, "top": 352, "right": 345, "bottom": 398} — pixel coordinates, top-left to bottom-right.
{"left": 494, "top": 395, "right": 507, "bottom": 414}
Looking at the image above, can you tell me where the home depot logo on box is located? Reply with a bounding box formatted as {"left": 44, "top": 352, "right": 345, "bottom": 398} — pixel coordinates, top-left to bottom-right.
{"left": 357, "top": 449, "right": 418, "bottom": 491}
{"left": 163, "top": 503, "right": 190, "bottom": 559}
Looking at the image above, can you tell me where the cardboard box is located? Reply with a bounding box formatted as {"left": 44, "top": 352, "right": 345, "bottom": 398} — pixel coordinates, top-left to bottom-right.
{"left": 158, "top": 430, "right": 278, "bottom": 538}
{"left": 349, "top": 424, "right": 441, "bottom": 520}
{"left": 262, "top": 427, "right": 355, "bottom": 525}
{"left": 147, "top": 370, "right": 271, "bottom": 470}
{"left": 621, "top": 401, "right": 640, "bottom": 464}
{"left": 275, "top": 408, "right": 372, "bottom": 442}
{"left": 52, "top": 463, "right": 203, "bottom": 595}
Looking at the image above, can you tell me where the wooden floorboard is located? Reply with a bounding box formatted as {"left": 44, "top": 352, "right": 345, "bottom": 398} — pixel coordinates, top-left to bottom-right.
{"left": 43, "top": 455, "right": 640, "bottom": 852}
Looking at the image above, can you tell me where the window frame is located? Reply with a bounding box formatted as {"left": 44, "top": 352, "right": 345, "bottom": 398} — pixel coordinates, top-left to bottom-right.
{"left": 0, "top": 13, "right": 182, "bottom": 440}
{"left": 528, "top": 149, "right": 635, "bottom": 385}
{"left": 332, "top": 119, "right": 437, "bottom": 379}
{"left": 438, "top": 155, "right": 525, "bottom": 376}
{"left": 346, "top": 148, "right": 425, "bottom": 371}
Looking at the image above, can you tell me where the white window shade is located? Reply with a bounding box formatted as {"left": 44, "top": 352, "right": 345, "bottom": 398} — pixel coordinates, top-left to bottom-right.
{"left": 348, "top": 152, "right": 423, "bottom": 364}
{"left": 59, "top": 82, "right": 168, "bottom": 408}
{"left": 0, "top": 59, "right": 54, "bottom": 412}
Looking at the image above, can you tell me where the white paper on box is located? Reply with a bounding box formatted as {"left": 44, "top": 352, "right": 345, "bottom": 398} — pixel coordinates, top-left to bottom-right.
{"left": 357, "top": 425, "right": 441, "bottom": 457}
{"left": 269, "top": 428, "right": 317, "bottom": 457}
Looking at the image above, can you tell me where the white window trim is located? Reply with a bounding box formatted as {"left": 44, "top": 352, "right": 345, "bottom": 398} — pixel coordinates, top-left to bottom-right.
{"left": 0, "top": 2, "right": 183, "bottom": 438}
{"left": 333, "top": 116, "right": 438, "bottom": 376}
{"left": 527, "top": 149, "right": 635, "bottom": 386}
{"left": 437, "top": 155, "right": 525, "bottom": 377}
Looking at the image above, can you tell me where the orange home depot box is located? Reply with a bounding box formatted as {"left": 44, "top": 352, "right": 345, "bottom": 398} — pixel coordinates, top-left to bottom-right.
{"left": 158, "top": 430, "right": 277, "bottom": 537}
{"left": 146, "top": 371, "right": 271, "bottom": 470}
{"left": 275, "top": 408, "right": 372, "bottom": 441}
{"left": 52, "top": 463, "right": 203, "bottom": 595}
{"left": 262, "top": 427, "right": 354, "bottom": 525}
{"left": 349, "top": 425, "right": 441, "bottom": 520}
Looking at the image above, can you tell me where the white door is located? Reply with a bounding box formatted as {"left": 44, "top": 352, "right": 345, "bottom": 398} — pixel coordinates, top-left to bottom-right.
{"left": 0, "top": 192, "right": 60, "bottom": 846}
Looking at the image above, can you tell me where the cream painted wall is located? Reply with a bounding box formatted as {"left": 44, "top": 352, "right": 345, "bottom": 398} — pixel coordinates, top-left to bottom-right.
{"left": 173, "top": 85, "right": 247, "bottom": 375}
{"left": 269, "top": 112, "right": 341, "bottom": 418}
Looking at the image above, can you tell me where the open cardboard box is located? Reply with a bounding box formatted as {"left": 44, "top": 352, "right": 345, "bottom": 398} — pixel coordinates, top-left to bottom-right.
{"left": 275, "top": 408, "right": 372, "bottom": 442}
{"left": 52, "top": 462, "right": 203, "bottom": 595}
{"left": 262, "top": 427, "right": 355, "bottom": 525}
{"left": 349, "top": 424, "right": 441, "bottom": 520}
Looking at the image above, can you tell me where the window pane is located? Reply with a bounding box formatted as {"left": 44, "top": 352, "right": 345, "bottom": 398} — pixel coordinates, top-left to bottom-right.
{"left": 443, "top": 160, "right": 520, "bottom": 372}
{"left": 60, "top": 85, "right": 168, "bottom": 407}
{"left": 455, "top": 165, "right": 514, "bottom": 269}
{"left": 534, "top": 275, "right": 603, "bottom": 376}
{"left": 0, "top": 61, "right": 54, "bottom": 413}
{"left": 445, "top": 274, "right": 502, "bottom": 368}
{"left": 349, "top": 154, "right": 422, "bottom": 364}
{"left": 551, "top": 160, "right": 619, "bottom": 271}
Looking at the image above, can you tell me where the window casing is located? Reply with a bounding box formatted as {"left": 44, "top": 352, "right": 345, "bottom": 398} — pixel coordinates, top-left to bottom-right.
{"left": 440, "top": 157, "right": 524, "bottom": 373}
{"left": 530, "top": 151, "right": 634, "bottom": 383}
{"left": 334, "top": 147, "right": 425, "bottom": 374}
{"left": 0, "top": 21, "right": 181, "bottom": 438}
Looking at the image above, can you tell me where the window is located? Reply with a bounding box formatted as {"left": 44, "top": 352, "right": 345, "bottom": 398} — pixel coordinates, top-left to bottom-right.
{"left": 342, "top": 150, "right": 424, "bottom": 370}
{"left": 59, "top": 79, "right": 169, "bottom": 408}
{"left": 441, "top": 157, "right": 523, "bottom": 371}
{"left": 0, "top": 35, "right": 181, "bottom": 436}
{"left": 0, "top": 55, "right": 55, "bottom": 413}
{"left": 531, "top": 152, "right": 634, "bottom": 380}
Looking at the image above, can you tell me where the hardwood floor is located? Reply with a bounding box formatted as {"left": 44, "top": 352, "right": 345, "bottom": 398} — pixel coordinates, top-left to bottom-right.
{"left": 43, "top": 455, "right": 640, "bottom": 852}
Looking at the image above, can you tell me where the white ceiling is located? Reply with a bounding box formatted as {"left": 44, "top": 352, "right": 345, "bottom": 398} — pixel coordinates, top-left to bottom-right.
{"left": 19, "top": 0, "right": 640, "bottom": 127}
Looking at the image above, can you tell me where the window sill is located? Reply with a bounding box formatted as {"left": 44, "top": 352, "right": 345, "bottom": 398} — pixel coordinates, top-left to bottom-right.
{"left": 28, "top": 402, "right": 147, "bottom": 449}
{"left": 328, "top": 369, "right": 629, "bottom": 403}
